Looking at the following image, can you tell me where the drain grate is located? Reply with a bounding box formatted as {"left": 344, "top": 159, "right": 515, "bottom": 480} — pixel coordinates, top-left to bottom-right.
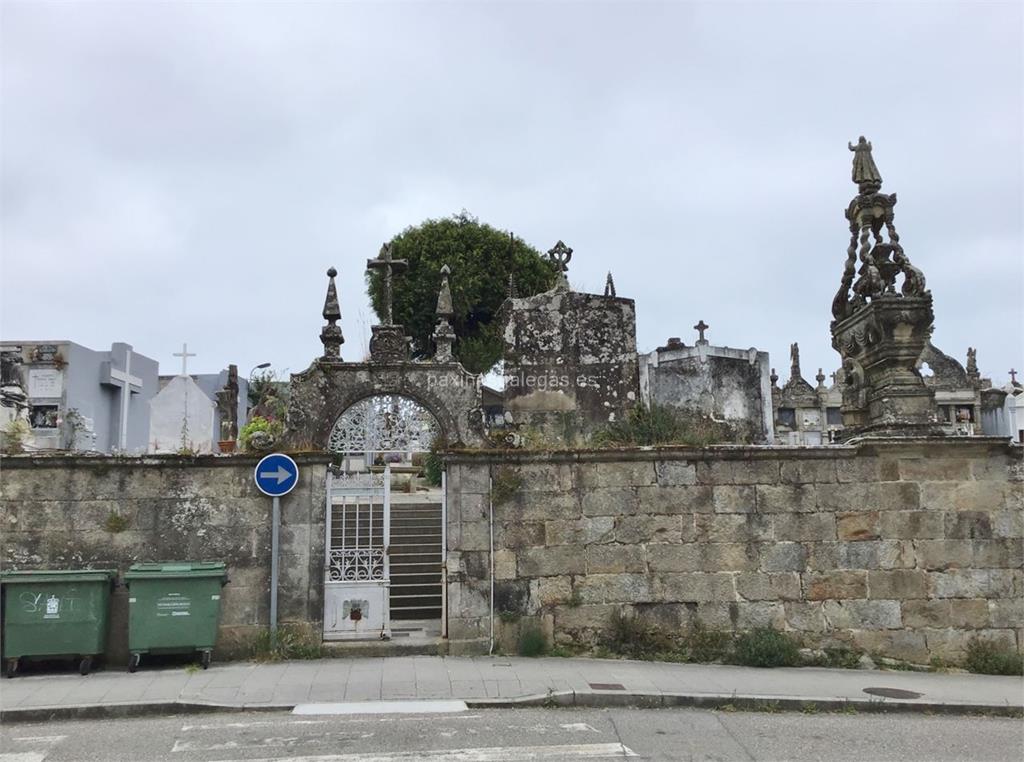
{"left": 588, "top": 682, "right": 626, "bottom": 691}
{"left": 863, "top": 687, "right": 923, "bottom": 700}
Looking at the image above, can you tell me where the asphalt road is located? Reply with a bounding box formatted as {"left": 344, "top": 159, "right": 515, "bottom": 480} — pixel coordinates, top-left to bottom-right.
{"left": 2, "top": 707, "right": 1021, "bottom": 761}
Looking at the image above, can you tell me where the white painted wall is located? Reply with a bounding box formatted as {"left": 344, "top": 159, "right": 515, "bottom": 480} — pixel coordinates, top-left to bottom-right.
{"left": 148, "top": 375, "right": 216, "bottom": 453}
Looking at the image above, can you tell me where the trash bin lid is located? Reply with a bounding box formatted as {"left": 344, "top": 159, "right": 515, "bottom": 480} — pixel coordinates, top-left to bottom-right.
{"left": 125, "top": 561, "right": 227, "bottom": 579}
{"left": 0, "top": 569, "right": 116, "bottom": 584}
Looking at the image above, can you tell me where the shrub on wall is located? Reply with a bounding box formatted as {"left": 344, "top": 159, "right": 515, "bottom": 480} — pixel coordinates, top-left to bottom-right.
{"left": 591, "top": 403, "right": 746, "bottom": 447}
{"left": 240, "top": 416, "right": 284, "bottom": 452}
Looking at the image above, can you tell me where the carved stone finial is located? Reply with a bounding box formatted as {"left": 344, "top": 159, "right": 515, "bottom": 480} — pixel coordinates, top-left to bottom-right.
{"left": 604, "top": 271, "right": 616, "bottom": 297}
{"left": 320, "top": 266, "right": 344, "bottom": 360}
{"left": 770, "top": 368, "right": 779, "bottom": 387}
{"left": 833, "top": 138, "right": 929, "bottom": 321}
{"left": 435, "top": 264, "right": 454, "bottom": 320}
{"left": 790, "top": 342, "right": 801, "bottom": 380}
{"left": 433, "top": 265, "right": 456, "bottom": 363}
{"left": 507, "top": 272, "right": 517, "bottom": 299}
{"left": 366, "top": 242, "right": 409, "bottom": 325}
{"left": 848, "top": 135, "right": 883, "bottom": 194}
{"left": 547, "top": 240, "right": 573, "bottom": 291}
{"left": 816, "top": 368, "right": 827, "bottom": 389}
{"left": 694, "top": 320, "right": 709, "bottom": 345}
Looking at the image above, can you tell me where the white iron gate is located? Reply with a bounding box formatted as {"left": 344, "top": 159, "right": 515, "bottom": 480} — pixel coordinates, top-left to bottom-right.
{"left": 323, "top": 466, "right": 391, "bottom": 640}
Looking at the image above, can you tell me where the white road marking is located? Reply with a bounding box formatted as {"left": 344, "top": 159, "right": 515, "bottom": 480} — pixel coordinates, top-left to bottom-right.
{"left": 560, "top": 723, "right": 600, "bottom": 733}
{"left": 11, "top": 738, "right": 65, "bottom": 745}
{"left": 207, "top": 743, "right": 638, "bottom": 761}
{"left": 181, "top": 720, "right": 329, "bottom": 731}
{"left": 172, "top": 732, "right": 374, "bottom": 752}
{"left": 292, "top": 700, "right": 468, "bottom": 715}
{"left": 0, "top": 754, "right": 48, "bottom": 762}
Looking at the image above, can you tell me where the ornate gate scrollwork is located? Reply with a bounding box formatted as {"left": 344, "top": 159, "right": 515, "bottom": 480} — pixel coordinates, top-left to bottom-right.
{"left": 328, "top": 394, "right": 441, "bottom": 454}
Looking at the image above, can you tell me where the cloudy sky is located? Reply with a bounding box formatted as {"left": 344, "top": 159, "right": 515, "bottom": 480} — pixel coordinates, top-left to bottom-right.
{"left": 2, "top": 1, "right": 1021, "bottom": 388}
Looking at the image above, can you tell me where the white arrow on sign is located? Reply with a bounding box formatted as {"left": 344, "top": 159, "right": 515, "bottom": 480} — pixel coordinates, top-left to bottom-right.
{"left": 259, "top": 466, "right": 293, "bottom": 484}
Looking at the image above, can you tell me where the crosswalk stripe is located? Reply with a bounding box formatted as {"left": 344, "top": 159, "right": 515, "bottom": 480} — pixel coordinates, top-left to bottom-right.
{"left": 207, "top": 743, "right": 638, "bottom": 762}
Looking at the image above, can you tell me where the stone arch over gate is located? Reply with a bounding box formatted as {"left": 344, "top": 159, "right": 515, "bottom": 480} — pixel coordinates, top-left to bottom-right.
{"left": 285, "top": 363, "right": 483, "bottom": 451}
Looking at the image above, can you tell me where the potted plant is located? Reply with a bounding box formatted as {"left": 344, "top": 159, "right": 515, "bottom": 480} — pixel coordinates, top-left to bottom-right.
{"left": 218, "top": 420, "right": 236, "bottom": 454}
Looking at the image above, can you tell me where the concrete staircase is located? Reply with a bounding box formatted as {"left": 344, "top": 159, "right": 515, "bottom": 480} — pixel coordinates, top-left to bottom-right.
{"left": 388, "top": 501, "right": 443, "bottom": 621}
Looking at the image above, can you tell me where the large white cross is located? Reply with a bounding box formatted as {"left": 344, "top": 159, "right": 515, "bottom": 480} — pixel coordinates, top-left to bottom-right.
{"left": 173, "top": 343, "right": 196, "bottom": 376}
{"left": 108, "top": 349, "right": 142, "bottom": 451}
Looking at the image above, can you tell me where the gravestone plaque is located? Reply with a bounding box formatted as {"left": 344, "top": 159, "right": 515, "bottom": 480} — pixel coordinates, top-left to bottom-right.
{"left": 28, "top": 368, "right": 63, "bottom": 398}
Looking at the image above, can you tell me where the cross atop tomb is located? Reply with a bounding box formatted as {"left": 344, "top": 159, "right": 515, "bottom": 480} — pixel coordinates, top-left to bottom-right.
{"left": 103, "top": 344, "right": 143, "bottom": 452}
{"left": 548, "top": 240, "right": 573, "bottom": 291}
{"left": 366, "top": 243, "right": 408, "bottom": 325}
{"left": 173, "top": 343, "right": 196, "bottom": 376}
{"left": 1011, "top": 368, "right": 1018, "bottom": 385}
{"left": 694, "top": 320, "right": 710, "bottom": 344}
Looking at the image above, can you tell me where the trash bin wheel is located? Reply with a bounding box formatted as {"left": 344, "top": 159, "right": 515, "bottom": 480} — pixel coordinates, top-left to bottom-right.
{"left": 4, "top": 659, "right": 17, "bottom": 679}
{"left": 78, "top": 657, "right": 92, "bottom": 676}
{"left": 201, "top": 651, "right": 212, "bottom": 670}
{"left": 128, "top": 653, "right": 140, "bottom": 673}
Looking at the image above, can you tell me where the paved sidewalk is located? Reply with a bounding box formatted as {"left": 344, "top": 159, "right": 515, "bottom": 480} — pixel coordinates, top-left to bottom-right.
{"left": 1, "top": 656, "right": 1021, "bottom": 720}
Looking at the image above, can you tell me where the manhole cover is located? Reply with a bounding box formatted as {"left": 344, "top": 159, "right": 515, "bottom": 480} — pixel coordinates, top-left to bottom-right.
{"left": 588, "top": 682, "right": 626, "bottom": 691}
{"left": 863, "top": 687, "right": 923, "bottom": 700}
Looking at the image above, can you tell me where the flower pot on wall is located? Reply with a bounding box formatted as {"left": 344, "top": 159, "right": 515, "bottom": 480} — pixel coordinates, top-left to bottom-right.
{"left": 218, "top": 440, "right": 236, "bottom": 453}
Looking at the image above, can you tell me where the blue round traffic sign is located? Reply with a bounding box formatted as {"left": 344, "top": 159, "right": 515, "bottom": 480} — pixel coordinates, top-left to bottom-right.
{"left": 254, "top": 453, "right": 299, "bottom": 497}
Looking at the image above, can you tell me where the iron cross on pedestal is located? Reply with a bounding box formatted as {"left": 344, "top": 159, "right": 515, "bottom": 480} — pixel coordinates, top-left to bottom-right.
{"left": 366, "top": 243, "right": 408, "bottom": 325}
{"left": 694, "top": 320, "right": 710, "bottom": 344}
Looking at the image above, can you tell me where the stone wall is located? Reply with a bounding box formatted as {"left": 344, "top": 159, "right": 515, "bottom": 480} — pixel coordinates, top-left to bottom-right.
{"left": 0, "top": 454, "right": 331, "bottom": 663}
{"left": 639, "top": 341, "right": 774, "bottom": 444}
{"left": 501, "top": 289, "right": 639, "bottom": 440}
{"left": 444, "top": 439, "right": 1023, "bottom": 663}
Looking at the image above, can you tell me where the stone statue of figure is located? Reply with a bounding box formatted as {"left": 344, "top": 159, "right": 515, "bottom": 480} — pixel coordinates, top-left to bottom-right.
{"left": 966, "top": 347, "right": 979, "bottom": 377}
{"left": 790, "top": 342, "right": 801, "bottom": 379}
{"left": 849, "top": 136, "right": 882, "bottom": 191}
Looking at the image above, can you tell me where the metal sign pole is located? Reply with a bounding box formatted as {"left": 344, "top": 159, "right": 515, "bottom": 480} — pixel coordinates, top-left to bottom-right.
{"left": 253, "top": 453, "right": 298, "bottom": 653}
{"left": 270, "top": 495, "right": 280, "bottom": 649}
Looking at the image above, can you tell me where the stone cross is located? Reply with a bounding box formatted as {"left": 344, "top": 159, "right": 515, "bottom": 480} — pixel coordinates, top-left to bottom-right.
{"left": 173, "top": 343, "right": 196, "bottom": 376}
{"left": 366, "top": 243, "right": 408, "bottom": 325}
{"left": 547, "top": 240, "right": 573, "bottom": 291}
{"left": 694, "top": 320, "right": 709, "bottom": 344}
{"left": 106, "top": 346, "right": 142, "bottom": 452}
{"left": 1011, "top": 369, "right": 1018, "bottom": 384}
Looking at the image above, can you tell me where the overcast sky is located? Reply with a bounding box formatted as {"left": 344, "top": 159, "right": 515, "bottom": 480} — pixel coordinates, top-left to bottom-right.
{"left": 2, "top": 1, "right": 1021, "bottom": 388}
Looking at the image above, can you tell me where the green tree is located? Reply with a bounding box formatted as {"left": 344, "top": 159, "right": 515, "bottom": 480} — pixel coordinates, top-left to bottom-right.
{"left": 367, "top": 212, "right": 558, "bottom": 373}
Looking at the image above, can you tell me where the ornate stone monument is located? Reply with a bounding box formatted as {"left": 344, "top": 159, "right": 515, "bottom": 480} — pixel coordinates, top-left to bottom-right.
{"left": 284, "top": 254, "right": 484, "bottom": 451}
{"left": 830, "top": 138, "right": 939, "bottom": 437}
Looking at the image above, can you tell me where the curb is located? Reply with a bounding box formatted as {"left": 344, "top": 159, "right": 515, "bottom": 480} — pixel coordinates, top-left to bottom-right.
{"left": 4, "top": 692, "right": 1021, "bottom": 723}
{"left": 465, "top": 691, "right": 1024, "bottom": 717}
{"left": 1, "top": 700, "right": 293, "bottom": 724}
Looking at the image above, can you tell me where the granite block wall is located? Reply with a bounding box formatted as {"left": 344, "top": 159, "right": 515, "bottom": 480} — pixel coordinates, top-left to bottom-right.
{"left": 444, "top": 439, "right": 1023, "bottom": 663}
{"left": 0, "top": 454, "right": 330, "bottom": 663}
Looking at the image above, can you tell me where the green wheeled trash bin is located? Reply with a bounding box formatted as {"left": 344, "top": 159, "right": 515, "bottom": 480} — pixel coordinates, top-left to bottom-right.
{"left": 124, "top": 562, "right": 228, "bottom": 672}
{"left": 0, "top": 569, "right": 116, "bottom": 678}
